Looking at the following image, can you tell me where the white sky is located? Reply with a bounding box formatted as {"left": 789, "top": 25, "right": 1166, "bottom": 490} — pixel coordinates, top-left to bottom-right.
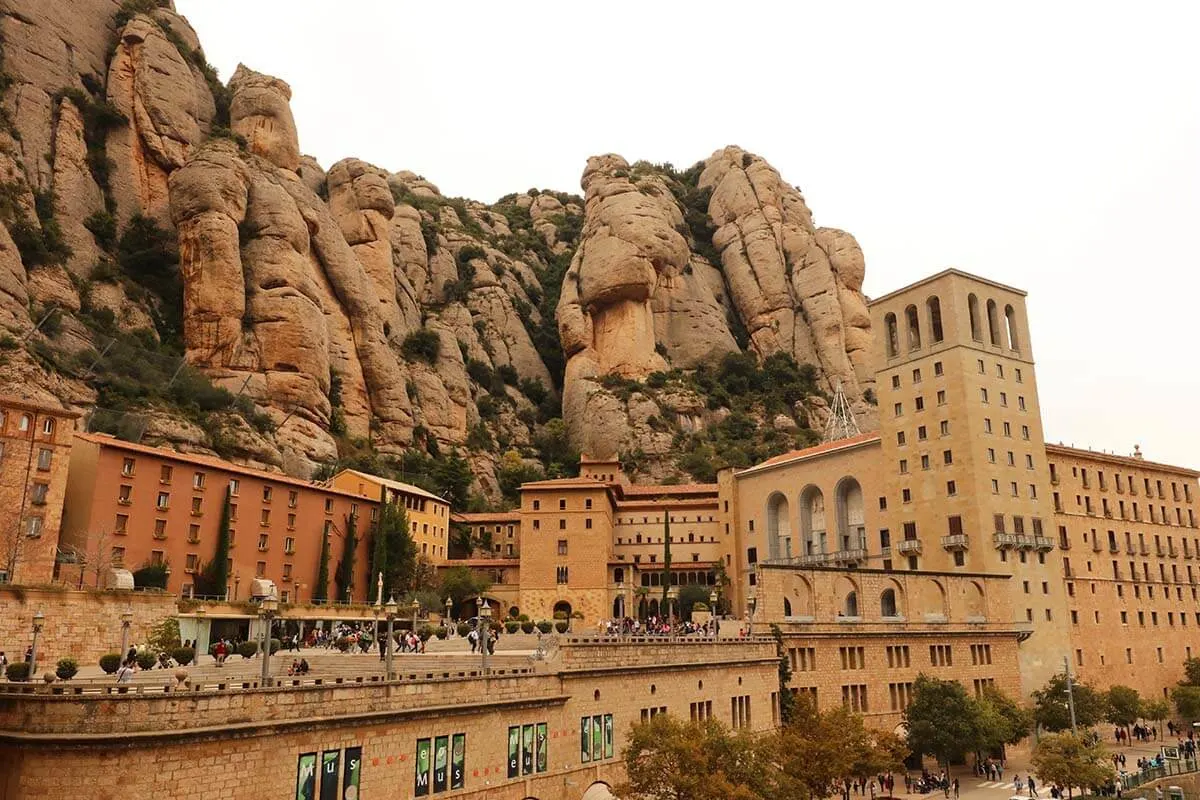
{"left": 177, "top": 0, "right": 1200, "bottom": 470}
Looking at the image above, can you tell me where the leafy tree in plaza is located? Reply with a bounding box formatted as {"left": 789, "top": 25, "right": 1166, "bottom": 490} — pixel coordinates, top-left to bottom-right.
{"left": 617, "top": 714, "right": 772, "bottom": 800}
{"left": 334, "top": 512, "right": 358, "bottom": 603}
{"left": 1104, "top": 685, "right": 1141, "bottom": 736}
{"left": 904, "top": 674, "right": 982, "bottom": 767}
{"left": 1030, "top": 733, "right": 1115, "bottom": 799}
{"left": 1141, "top": 698, "right": 1170, "bottom": 738}
{"left": 976, "top": 686, "right": 1034, "bottom": 752}
{"left": 773, "top": 698, "right": 906, "bottom": 797}
{"left": 1183, "top": 657, "right": 1200, "bottom": 687}
{"left": 1032, "top": 673, "right": 1109, "bottom": 732}
{"left": 370, "top": 501, "right": 415, "bottom": 599}
{"left": 194, "top": 487, "right": 232, "bottom": 597}
{"left": 1172, "top": 686, "right": 1200, "bottom": 722}
{"left": 312, "top": 529, "right": 330, "bottom": 603}
{"left": 677, "top": 584, "right": 710, "bottom": 620}
{"left": 439, "top": 565, "right": 491, "bottom": 617}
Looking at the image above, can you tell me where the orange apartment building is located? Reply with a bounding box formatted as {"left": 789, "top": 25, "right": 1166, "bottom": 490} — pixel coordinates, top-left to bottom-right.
{"left": 0, "top": 396, "right": 78, "bottom": 585}
{"left": 331, "top": 469, "right": 451, "bottom": 563}
{"left": 60, "top": 433, "right": 378, "bottom": 603}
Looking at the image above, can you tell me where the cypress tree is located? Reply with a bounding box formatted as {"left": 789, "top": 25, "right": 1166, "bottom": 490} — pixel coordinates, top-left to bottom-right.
{"left": 335, "top": 512, "right": 358, "bottom": 603}
{"left": 661, "top": 504, "right": 672, "bottom": 616}
{"left": 312, "top": 529, "right": 330, "bottom": 603}
{"left": 196, "top": 486, "right": 232, "bottom": 597}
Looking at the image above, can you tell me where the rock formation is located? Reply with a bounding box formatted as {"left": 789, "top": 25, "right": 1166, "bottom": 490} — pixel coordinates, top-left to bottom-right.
{"left": 0, "top": 0, "right": 877, "bottom": 499}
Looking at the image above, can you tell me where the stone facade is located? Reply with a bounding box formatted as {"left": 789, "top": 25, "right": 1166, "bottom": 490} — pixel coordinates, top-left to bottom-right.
{"left": 0, "top": 586, "right": 175, "bottom": 671}
{"left": 0, "top": 397, "right": 78, "bottom": 585}
{"left": 0, "top": 639, "right": 778, "bottom": 800}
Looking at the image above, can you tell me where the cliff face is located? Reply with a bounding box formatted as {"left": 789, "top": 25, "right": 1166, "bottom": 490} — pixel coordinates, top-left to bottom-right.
{"left": 0, "top": 0, "right": 876, "bottom": 500}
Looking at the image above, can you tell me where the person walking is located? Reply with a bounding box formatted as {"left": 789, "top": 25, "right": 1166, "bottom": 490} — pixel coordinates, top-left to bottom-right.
{"left": 1014, "top": 775, "right": 1024, "bottom": 796}
{"left": 1028, "top": 776, "right": 1037, "bottom": 798}
{"left": 115, "top": 659, "right": 135, "bottom": 684}
{"left": 953, "top": 778, "right": 960, "bottom": 799}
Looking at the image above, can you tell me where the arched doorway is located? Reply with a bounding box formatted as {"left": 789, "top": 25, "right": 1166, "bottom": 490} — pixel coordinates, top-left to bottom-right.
{"left": 582, "top": 782, "right": 616, "bottom": 800}
{"left": 553, "top": 601, "right": 573, "bottom": 619}
{"left": 612, "top": 596, "right": 625, "bottom": 618}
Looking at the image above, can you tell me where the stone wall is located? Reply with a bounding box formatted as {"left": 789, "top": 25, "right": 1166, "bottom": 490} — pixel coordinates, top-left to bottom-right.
{"left": 0, "top": 587, "right": 175, "bottom": 670}
{"left": 0, "top": 639, "right": 780, "bottom": 800}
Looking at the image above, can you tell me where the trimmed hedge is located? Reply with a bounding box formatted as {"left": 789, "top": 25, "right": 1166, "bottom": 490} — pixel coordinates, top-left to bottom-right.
{"left": 99, "top": 653, "right": 122, "bottom": 674}
{"left": 237, "top": 641, "right": 259, "bottom": 659}
{"left": 521, "top": 620, "right": 535, "bottom": 634}
{"left": 171, "top": 647, "right": 195, "bottom": 666}
{"left": 504, "top": 621, "right": 520, "bottom": 634}
{"left": 434, "top": 626, "right": 448, "bottom": 640}
{"left": 536, "top": 621, "right": 553, "bottom": 634}
{"left": 456, "top": 623, "right": 471, "bottom": 637}
{"left": 5, "top": 662, "right": 30, "bottom": 682}
{"left": 554, "top": 621, "right": 569, "bottom": 634}
{"left": 55, "top": 658, "right": 78, "bottom": 680}
{"left": 135, "top": 651, "right": 156, "bottom": 670}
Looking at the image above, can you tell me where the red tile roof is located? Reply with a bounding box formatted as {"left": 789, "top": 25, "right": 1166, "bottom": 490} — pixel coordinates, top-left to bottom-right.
{"left": 743, "top": 432, "right": 882, "bottom": 472}
{"left": 439, "top": 558, "right": 520, "bottom": 568}
{"left": 622, "top": 483, "right": 718, "bottom": 496}
{"left": 454, "top": 512, "right": 520, "bottom": 523}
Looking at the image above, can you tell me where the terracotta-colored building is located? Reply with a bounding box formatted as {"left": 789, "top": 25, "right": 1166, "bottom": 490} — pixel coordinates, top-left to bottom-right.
{"left": 0, "top": 396, "right": 78, "bottom": 585}
{"left": 60, "top": 433, "right": 377, "bottom": 603}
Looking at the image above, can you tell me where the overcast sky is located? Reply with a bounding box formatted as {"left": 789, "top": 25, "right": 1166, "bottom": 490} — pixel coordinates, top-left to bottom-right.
{"left": 177, "top": 1, "right": 1200, "bottom": 470}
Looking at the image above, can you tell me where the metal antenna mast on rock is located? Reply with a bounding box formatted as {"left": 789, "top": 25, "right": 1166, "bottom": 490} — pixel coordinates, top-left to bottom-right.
{"left": 823, "top": 381, "right": 861, "bottom": 442}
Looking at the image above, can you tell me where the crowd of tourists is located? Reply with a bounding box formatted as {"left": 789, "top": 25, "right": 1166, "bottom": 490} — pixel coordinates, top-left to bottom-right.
{"left": 598, "top": 615, "right": 721, "bottom": 637}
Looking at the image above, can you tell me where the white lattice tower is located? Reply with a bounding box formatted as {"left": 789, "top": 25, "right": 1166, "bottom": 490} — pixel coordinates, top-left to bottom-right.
{"left": 823, "top": 380, "right": 861, "bottom": 442}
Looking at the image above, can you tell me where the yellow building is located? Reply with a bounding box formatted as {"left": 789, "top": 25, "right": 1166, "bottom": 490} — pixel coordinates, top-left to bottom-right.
{"left": 331, "top": 469, "right": 452, "bottom": 564}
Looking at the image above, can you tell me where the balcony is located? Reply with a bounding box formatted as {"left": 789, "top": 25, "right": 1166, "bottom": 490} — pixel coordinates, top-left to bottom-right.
{"left": 896, "top": 539, "right": 923, "bottom": 555}
{"left": 117, "top": 498, "right": 133, "bottom": 506}
{"left": 880, "top": 546, "right": 892, "bottom": 559}
{"left": 1156, "top": 545, "right": 1166, "bottom": 557}
{"left": 1016, "top": 535, "right": 1035, "bottom": 550}
{"left": 1185, "top": 548, "right": 1195, "bottom": 560}
{"left": 829, "top": 548, "right": 867, "bottom": 564}
{"left": 993, "top": 532, "right": 1020, "bottom": 549}
{"left": 1169, "top": 547, "right": 1179, "bottom": 558}
{"left": 152, "top": 532, "right": 167, "bottom": 541}
{"left": 1126, "top": 544, "right": 1137, "bottom": 555}
{"left": 799, "top": 553, "right": 830, "bottom": 567}
{"left": 941, "top": 534, "right": 969, "bottom": 551}
{"left": 1139, "top": 544, "right": 1150, "bottom": 556}
{"left": 1033, "top": 535, "right": 1054, "bottom": 552}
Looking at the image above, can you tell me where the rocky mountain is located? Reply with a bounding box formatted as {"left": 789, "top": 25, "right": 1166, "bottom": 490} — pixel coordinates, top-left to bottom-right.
{"left": 0, "top": 0, "right": 877, "bottom": 506}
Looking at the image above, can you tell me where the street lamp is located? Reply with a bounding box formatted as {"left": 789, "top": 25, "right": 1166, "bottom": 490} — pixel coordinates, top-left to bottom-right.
{"left": 259, "top": 595, "right": 278, "bottom": 685}
{"left": 119, "top": 607, "right": 134, "bottom": 657}
{"left": 667, "top": 586, "right": 679, "bottom": 625}
{"left": 709, "top": 589, "right": 719, "bottom": 639}
{"left": 477, "top": 599, "right": 492, "bottom": 674}
{"left": 384, "top": 596, "right": 398, "bottom": 680}
{"left": 410, "top": 599, "right": 420, "bottom": 639}
{"left": 29, "top": 610, "right": 45, "bottom": 676}
{"left": 445, "top": 595, "right": 453, "bottom": 628}
{"left": 194, "top": 606, "right": 206, "bottom": 660}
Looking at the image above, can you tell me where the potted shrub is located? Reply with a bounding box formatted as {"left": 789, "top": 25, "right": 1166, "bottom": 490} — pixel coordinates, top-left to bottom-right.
{"left": 417, "top": 625, "right": 434, "bottom": 642}
{"left": 456, "top": 622, "right": 471, "bottom": 638}
{"left": 171, "top": 647, "right": 195, "bottom": 667}
{"left": 536, "top": 620, "right": 553, "bottom": 634}
{"left": 517, "top": 613, "right": 530, "bottom": 623}
{"left": 55, "top": 658, "right": 78, "bottom": 680}
{"left": 237, "top": 641, "right": 259, "bottom": 659}
{"left": 554, "top": 621, "right": 569, "bottom": 634}
{"left": 521, "top": 620, "right": 535, "bottom": 634}
{"left": 269, "top": 638, "right": 282, "bottom": 655}
{"left": 98, "top": 653, "right": 122, "bottom": 674}
{"left": 434, "top": 626, "right": 448, "bottom": 640}
{"left": 5, "top": 662, "right": 30, "bottom": 682}
{"left": 135, "top": 651, "right": 157, "bottom": 670}
{"left": 504, "top": 620, "right": 520, "bottom": 634}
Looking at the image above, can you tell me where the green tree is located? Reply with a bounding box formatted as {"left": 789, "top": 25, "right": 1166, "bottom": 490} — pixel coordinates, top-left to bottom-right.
{"left": 677, "top": 584, "right": 710, "bottom": 620}
{"left": 1032, "top": 673, "right": 1109, "bottom": 732}
{"left": 1171, "top": 686, "right": 1200, "bottom": 721}
{"left": 617, "top": 714, "right": 771, "bottom": 800}
{"left": 1030, "top": 733, "right": 1115, "bottom": 799}
{"left": 1142, "top": 698, "right": 1170, "bottom": 738}
{"left": 371, "top": 501, "right": 415, "bottom": 599}
{"left": 904, "top": 674, "right": 982, "bottom": 767}
{"left": 194, "top": 487, "right": 231, "bottom": 597}
{"left": 439, "top": 566, "right": 491, "bottom": 617}
{"left": 978, "top": 686, "right": 1034, "bottom": 751}
{"left": 1183, "top": 657, "right": 1200, "bottom": 686}
{"left": 312, "top": 530, "right": 330, "bottom": 603}
{"left": 1104, "top": 685, "right": 1141, "bottom": 736}
{"left": 661, "top": 506, "right": 672, "bottom": 615}
{"left": 334, "top": 512, "right": 358, "bottom": 603}
{"left": 770, "top": 624, "right": 797, "bottom": 724}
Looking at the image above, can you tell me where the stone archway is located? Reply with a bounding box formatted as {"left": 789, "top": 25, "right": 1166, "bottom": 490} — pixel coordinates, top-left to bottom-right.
{"left": 582, "top": 782, "right": 617, "bottom": 800}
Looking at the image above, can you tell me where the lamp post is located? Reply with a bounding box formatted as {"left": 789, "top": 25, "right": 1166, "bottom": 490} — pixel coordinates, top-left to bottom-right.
{"left": 667, "top": 586, "right": 679, "bottom": 625}
{"left": 477, "top": 599, "right": 492, "bottom": 674}
{"left": 259, "top": 595, "right": 278, "bottom": 685}
{"left": 29, "top": 610, "right": 44, "bottom": 675}
{"left": 119, "top": 607, "right": 134, "bottom": 657}
{"left": 709, "top": 589, "right": 719, "bottom": 639}
{"left": 194, "top": 606, "right": 206, "bottom": 660}
{"left": 411, "top": 599, "right": 420, "bottom": 639}
{"left": 616, "top": 580, "right": 625, "bottom": 633}
{"left": 384, "top": 596, "right": 398, "bottom": 680}
{"left": 445, "top": 596, "right": 453, "bottom": 629}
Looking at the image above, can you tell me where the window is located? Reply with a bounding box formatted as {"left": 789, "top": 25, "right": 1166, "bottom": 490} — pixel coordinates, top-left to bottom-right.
{"left": 228, "top": 478, "right": 239, "bottom": 496}
{"left": 191, "top": 497, "right": 202, "bottom": 515}
{"left": 30, "top": 483, "right": 48, "bottom": 505}
{"left": 984, "top": 418, "right": 993, "bottom": 434}
{"left": 258, "top": 533, "right": 269, "bottom": 551}
{"left": 585, "top": 498, "right": 592, "bottom": 510}
{"left": 934, "top": 361, "right": 943, "bottom": 376}
{"left": 936, "top": 390, "right": 946, "bottom": 406}
{"left": 111, "top": 546, "right": 126, "bottom": 565}
{"left": 35, "top": 448, "right": 51, "bottom": 470}
{"left": 153, "top": 519, "right": 166, "bottom": 538}
{"left": 256, "top": 561, "right": 266, "bottom": 578}
{"left": 947, "top": 481, "right": 957, "bottom": 496}
{"left": 841, "top": 684, "right": 868, "bottom": 712}
{"left": 1003, "top": 422, "right": 1011, "bottom": 437}
{"left": 839, "top": 646, "right": 866, "bottom": 669}
{"left": 559, "top": 498, "right": 567, "bottom": 510}
{"left": 557, "top": 539, "right": 568, "bottom": 555}
{"left": 915, "top": 396, "right": 925, "bottom": 412}
{"left": 287, "top": 513, "right": 296, "bottom": 529}
{"left": 981, "top": 388, "right": 988, "bottom": 403}
{"left": 158, "top": 465, "right": 173, "bottom": 484}
{"left": 121, "top": 457, "right": 135, "bottom": 477}
{"left": 940, "top": 420, "right": 949, "bottom": 436}
{"left": 156, "top": 491, "right": 170, "bottom": 510}
{"left": 892, "top": 375, "right": 901, "bottom": 389}
{"left": 1025, "top": 454, "right": 1034, "bottom": 469}
{"left": 262, "top": 486, "right": 273, "bottom": 502}
{"left": 193, "top": 472, "right": 206, "bottom": 490}
{"left": 41, "top": 417, "right": 54, "bottom": 435}
{"left": 115, "top": 514, "right": 128, "bottom": 533}
{"left": 1021, "top": 425, "right": 1030, "bottom": 440}
{"left": 188, "top": 524, "right": 200, "bottom": 543}
{"left": 24, "top": 517, "right": 43, "bottom": 537}
{"left": 991, "top": 479, "right": 1000, "bottom": 494}
{"left": 260, "top": 509, "right": 270, "bottom": 526}
{"left": 999, "top": 392, "right": 1007, "bottom": 407}
{"left": 902, "top": 488, "right": 912, "bottom": 503}
{"left": 585, "top": 518, "right": 593, "bottom": 530}
{"left": 185, "top": 553, "right": 199, "bottom": 573}
{"left": 977, "top": 359, "right": 985, "bottom": 373}
{"left": 943, "top": 449, "right": 953, "bottom": 465}
{"left": 889, "top": 682, "right": 915, "bottom": 711}
{"left": 930, "top": 645, "right": 953, "bottom": 666}
{"left": 558, "top": 518, "right": 566, "bottom": 530}
{"left": 556, "top": 566, "right": 569, "bottom": 584}
{"left": 894, "top": 402, "right": 903, "bottom": 417}
{"left": 899, "top": 459, "right": 908, "bottom": 474}
{"left": 532, "top": 499, "right": 541, "bottom": 510}
{"left": 1018, "top": 396, "right": 1026, "bottom": 411}
{"left": 917, "top": 425, "right": 927, "bottom": 441}
{"left": 897, "top": 432, "right": 906, "bottom": 446}
{"left": 921, "top": 455, "right": 930, "bottom": 470}
{"left": 886, "top": 645, "right": 910, "bottom": 667}
{"left": 324, "top": 498, "right": 333, "bottom": 513}
{"left": 912, "top": 368, "right": 922, "bottom": 383}
{"left": 987, "top": 448, "right": 996, "bottom": 463}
